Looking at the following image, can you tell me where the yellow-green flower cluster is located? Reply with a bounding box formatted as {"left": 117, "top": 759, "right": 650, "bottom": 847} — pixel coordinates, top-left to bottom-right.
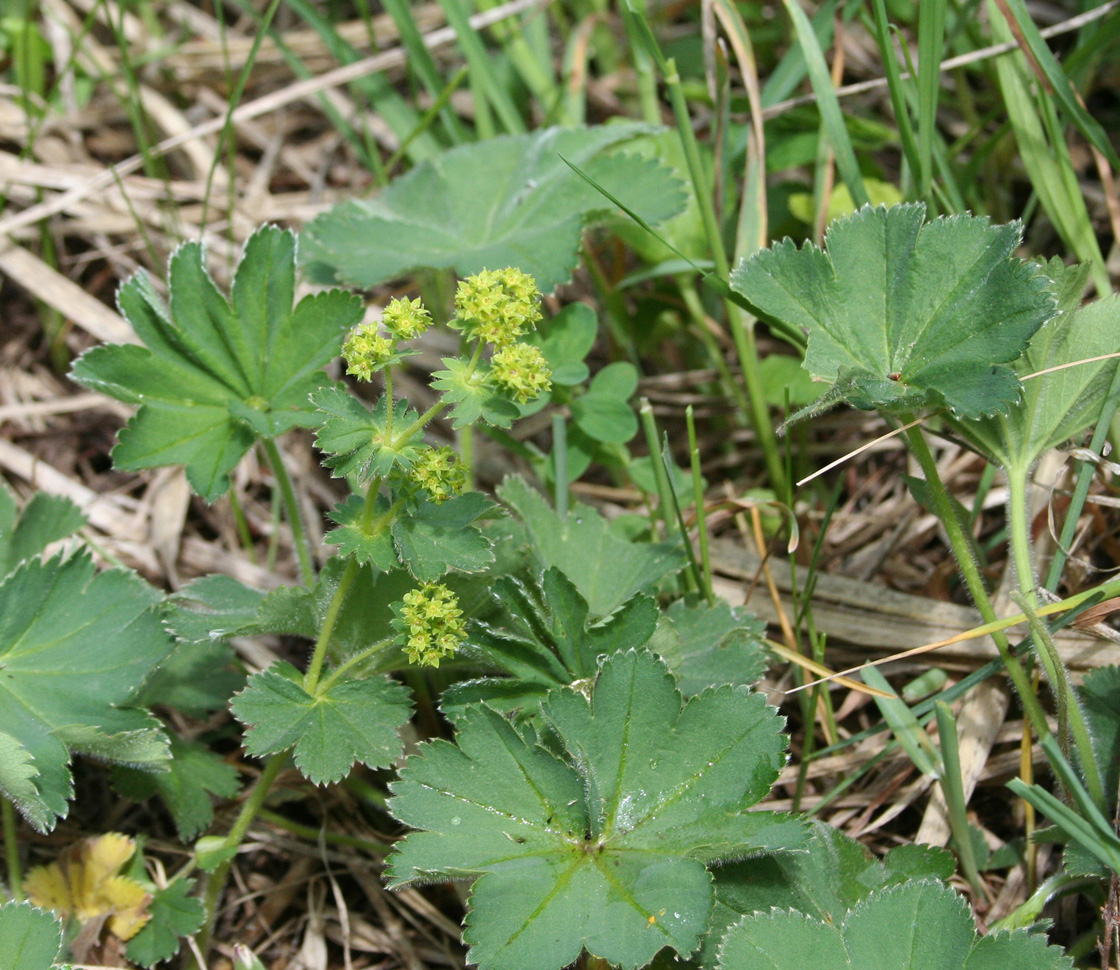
{"left": 342, "top": 322, "right": 393, "bottom": 382}
{"left": 490, "top": 342, "right": 552, "bottom": 404}
{"left": 408, "top": 446, "right": 468, "bottom": 504}
{"left": 454, "top": 268, "right": 542, "bottom": 346}
{"left": 399, "top": 583, "right": 467, "bottom": 667}
{"left": 382, "top": 296, "right": 431, "bottom": 340}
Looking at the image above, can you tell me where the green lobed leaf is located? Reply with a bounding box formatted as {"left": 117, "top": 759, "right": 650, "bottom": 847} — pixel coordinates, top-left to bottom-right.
{"left": 498, "top": 476, "right": 685, "bottom": 616}
{"left": 949, "top": 257, "right": 1120, "bottom": 473}
{"left": 71, "top": 227, "right": 363, "bottom": 501}
{"left": 388, "top": 649, "right": 804, "bottom": 970}
{"left": 112, "top": 735, "right": 241, "bottom": 841}
{"left": 301, "top": 125, "right": 687, "bottom": 294}
{"left": 730, "top": 204, "right": 1056, "bottom": 419}
{"left": 391, "top": 492, "right": 498, "bottom": 581}
{"left": 324, "top": 493, "right": 398, "bottom": 570}
{"left": 125, "top": 879, "right": 204, "bottom": 967}
{"left": 163, "top": 574, "right": 265, "bottom": 643}
{"left": 431, "top": 357, "right": 521, "bottom": 430}
{"left": 0, "top": 554, "right": 173, "bottom": 832}
{"left": 442, "top": 568, "right": 659, "bottom": 719}
{"left": 656, "top": 599, "right": 769, "bottom": 696}
{"left": 717, "top": 880, "right": 1071, "bottom": 970}
{"left": 231, "top": 661, "right": 412, "bottom": 785}
{"left": 0, "top": 902, "right": 63, "bottom": 970}
{"left": 703, "top": 820, "right": 953, "bottom": 967}
{"left": 312, "top": 386, "right": 424, "bottom": 481}
{"left": 0, "top": 487, "right": 86, "bottom": 580}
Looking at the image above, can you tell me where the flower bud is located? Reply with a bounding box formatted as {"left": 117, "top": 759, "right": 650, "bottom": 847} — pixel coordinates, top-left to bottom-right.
{"left": 490, "top": 342, "right": 552, "bottom": 404}
{"left": 454, "top": 267, "right": 542, "bottom": 346}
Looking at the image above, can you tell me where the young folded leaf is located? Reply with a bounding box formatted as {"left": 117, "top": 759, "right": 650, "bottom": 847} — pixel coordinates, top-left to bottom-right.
{"left": 730, "top": 204, "right": 1056, "bottom": 420}
{"left": 387, "top": 649, "right": 805, "bottom": 970}
{"left": 71, "top": 226, "right": 363, "bottom": 501}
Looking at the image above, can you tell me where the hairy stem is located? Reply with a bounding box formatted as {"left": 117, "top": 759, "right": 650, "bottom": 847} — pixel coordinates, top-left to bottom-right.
{"left": 903, "top": 422, "right": 1049, "bottom": 739}
{"left": 2, "top": 797, "right": 21, "bottom": 901}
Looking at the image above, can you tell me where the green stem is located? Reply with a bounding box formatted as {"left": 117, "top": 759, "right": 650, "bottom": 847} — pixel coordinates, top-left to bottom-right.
{"left": 262, "top": 438, "right": 315, "bottom": 586}
{"left": 686, "top": 406, "right": 714, "bottom": 604}
{"left": 1007, "top": 469, "right": 1105, "bottom": 809}
{"left": 2, "top": 797, "right": 21, "bottom": 901}
{"left": 319, "top": 637, "right": 396, "bottom": 693}
{"left": 196, "top": 753, "right": 286, "bottom": 963}
{"left": 902, "top": 421, "right": 1049, "bottom": 739}
{"left": 255, "top": 808, "right": 389, "bottom": 856}
{"left": 302, "top": 479, "right": 384, "bottom": 695}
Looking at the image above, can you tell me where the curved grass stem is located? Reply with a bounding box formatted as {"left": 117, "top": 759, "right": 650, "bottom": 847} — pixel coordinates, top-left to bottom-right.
{"left": 262, "top": 437, "right": 315, "bottom": 586}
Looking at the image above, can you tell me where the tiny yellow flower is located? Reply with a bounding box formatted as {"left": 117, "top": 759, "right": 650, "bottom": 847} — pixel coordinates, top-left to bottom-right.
{"left": 342, "top": 321, "right": 394, "bottom": 381}
{"left": 382, "top": 296, "right": 432, "bottom": 340}
{"left": 490, "top": 342, "right": 552, "bottom": 404}
{"left": 397, "top": 583, "right": 467, "bottom": 667}
{"left": 408, "top": 446, "right": 468, "bottom": 504}
{"left": 454, "top": 268, "right": 543, "bottom": 346}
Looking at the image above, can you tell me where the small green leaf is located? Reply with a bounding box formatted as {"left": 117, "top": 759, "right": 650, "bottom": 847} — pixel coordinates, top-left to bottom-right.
{"left": 113, "top": 735, "right": 240, "bottom": 841}
{"left": 391, "top": 493, "right": 497, "bottom": 581}
{"left": 194, "top": 836, "right": 237, "bottom": 874}
{"left": 324, "top": 494, "right": 398, "bottom": 570}
{"left": 525, "top": 302, "right": 598, "bottom": 386}
{"left": 71, "top": 227, "right": 363, "bottom": 501}
{"left": 388, "top": 649, "right": 803, "bottom": 970}
{"left": 0, "top": 554, "right": 173, "bottom": 832}
{"left": 718, "top": 880, "right": 1072, "bottom": 970}
{"left": 301, "top": 125, "right": 686, "bottom": 294}
{"left": 163, "top": 574, "right": 265, "bottom": 643}
{"left": 312, "top": 387, "right": 424, "bottom": 481}
{"left": 588, "top": 361, "right": 639, "bottom": 400}
{"left": 730, "top": 204, "right": 1056, "bottom": 419}
{"left": 0, "top": 487, "right": 85, "bottom": 579}
{"left": 571, "top": 393, "right": 638, "bottom": 443}
{"left": 498, "top": 476, "right": 685, "bottom": 616}
{"left": 231, "top": 661, "right": 412, "bottom": 785}
{"left": 0, "top": 902, "right": 63, "bottom": 970}
{"left": 432, "top": 357, "right": 521, "bottom": 429}
{"left": 125, "top": 880, "right": 204, "bottom": 967}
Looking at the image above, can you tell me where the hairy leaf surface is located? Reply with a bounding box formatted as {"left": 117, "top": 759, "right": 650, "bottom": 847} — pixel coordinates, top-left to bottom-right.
{"left": 388, "top": 650, "right": 802, "bottom": 970}
{"left": 718, "top": 880, "right": 1071, "bottom": 970}
{"left": 71, "top": 227, "right": 362, "bottom": 500}
{"left": 231, "top": 661, "right": 411, "bottom": 785}
{"left": 302, "top": 125, "right": 686, "bottom": 294}
{"left": 730, "top": 204, "right": 1055, "bottom": 419}
{"left": 0, "top": 555, "right": 173, "bottom": 831}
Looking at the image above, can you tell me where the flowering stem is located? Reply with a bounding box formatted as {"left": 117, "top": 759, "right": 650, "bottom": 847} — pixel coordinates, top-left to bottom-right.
{"left": 303, "top": 477, "right": 383, "bottom": 696}
{"left": 262, "top": 437, "right": 315, "bottom": 586}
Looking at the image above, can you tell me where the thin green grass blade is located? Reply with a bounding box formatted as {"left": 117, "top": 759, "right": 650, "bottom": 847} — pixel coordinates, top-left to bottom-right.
{"left": 760, "top": 0, "right": 837, "bottom": 107}
{"left": 284, "top": 0, "right": 442, "bottom": 158}
{"left": 436, "top": 0, "right": 526, "bottom": 134}
{"left": 916, "top": 0, "right": 948, "bottom": 200}
{"left": 861, "top": 666, "right": 941, "bottom": 777}
{"left": 381, "top": 0, "right": 469, "bottom": 143}
{"left": 997, "top": 0, "right": 1119, "bottom": 169}
{"left": 934, "top": 701, "right": 987, "bottom": 896}
{"left": 780, "top": 0, "right": 869, "bottom": 207}
{"left": 870, "top": 2, "right": 920, "bottom": 189}
{"left": 989, "top": 0, "right": 1110, "bottom": 296}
